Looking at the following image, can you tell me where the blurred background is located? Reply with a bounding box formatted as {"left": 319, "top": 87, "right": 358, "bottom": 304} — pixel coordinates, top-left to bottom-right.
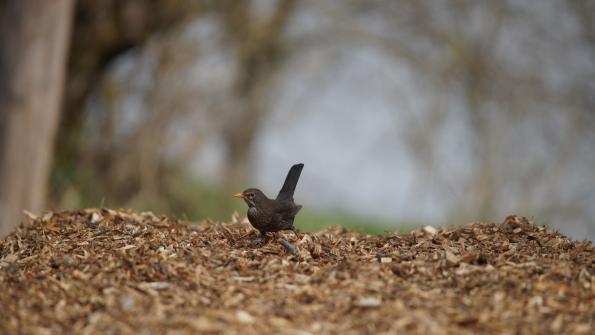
{"left": 1, "top": 0, "right": 594, "bottom": 240}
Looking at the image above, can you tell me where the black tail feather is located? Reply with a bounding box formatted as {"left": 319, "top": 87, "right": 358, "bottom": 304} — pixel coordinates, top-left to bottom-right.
{"left": 276, "top": 163, "right": 304, "bottom": 201}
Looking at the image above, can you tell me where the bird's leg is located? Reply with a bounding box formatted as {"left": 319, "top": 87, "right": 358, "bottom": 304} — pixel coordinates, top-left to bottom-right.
{"left": 290, "top": 226, "right": 301, "bottom": 239}
{"left": 253, "top": 232, "right": 269, "bottom": 245}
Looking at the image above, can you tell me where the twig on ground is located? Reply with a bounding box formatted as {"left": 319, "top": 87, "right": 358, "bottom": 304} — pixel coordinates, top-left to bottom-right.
{"left": 278, "top": 238, "right": 297, "bottom": 255}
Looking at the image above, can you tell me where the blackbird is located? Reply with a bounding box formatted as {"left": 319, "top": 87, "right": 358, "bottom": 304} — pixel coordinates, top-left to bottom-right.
{"left": 234, "top": 163, "right": 304, "bottom": 243}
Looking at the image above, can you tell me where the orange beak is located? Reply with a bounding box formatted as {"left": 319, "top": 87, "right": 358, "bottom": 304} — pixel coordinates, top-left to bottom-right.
{"left": 233, "top": 192, "right": 245, "bottom": 199}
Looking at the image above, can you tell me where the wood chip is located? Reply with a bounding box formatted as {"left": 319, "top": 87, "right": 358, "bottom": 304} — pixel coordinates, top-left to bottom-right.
{"left": 423, "top": 225, "right": 438, "bottom": 235}
{"left": 91, "top": 212, "right": 103, "bottom": 223}
{"left": 236, "top": 310, "right": 255, "bottom": 324}
{"left": 0, "top": 210, "right": 592, "bottom": 334}
{"left": 355, "top": 297, "right": 382, "bottom": 307}
{"left": 445, "top": 251, "right": 460, "bottom": 265}
{"left": 138, "top": 282, "right": 171, "bottom": 290}
{"left": 1, "top": 254, "right": 17, "bottom": 263}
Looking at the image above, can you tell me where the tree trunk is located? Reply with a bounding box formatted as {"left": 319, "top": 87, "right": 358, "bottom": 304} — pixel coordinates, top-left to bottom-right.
{"left": 0, "top": 0, "right": 74, "bottom": 238}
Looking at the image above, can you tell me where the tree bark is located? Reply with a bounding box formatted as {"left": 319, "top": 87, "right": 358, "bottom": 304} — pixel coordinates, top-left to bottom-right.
{"left": 0, "top": 0, "right": 74, "bottom": 237}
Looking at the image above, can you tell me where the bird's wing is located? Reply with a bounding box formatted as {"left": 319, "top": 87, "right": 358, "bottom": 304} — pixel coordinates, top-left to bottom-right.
{"left": 273, "top": 201, "right": 295, "bottom": 214}
{"left": 276, "top": 163, "right": 304, "bottom": 201}
{"left": 273, "top": 202, "right": 301, "bottom": 229}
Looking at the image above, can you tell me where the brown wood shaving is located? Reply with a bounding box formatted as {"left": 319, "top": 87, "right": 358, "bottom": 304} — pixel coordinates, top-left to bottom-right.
{"left": 0, "top": 211, "right": 593, "bottom": 334}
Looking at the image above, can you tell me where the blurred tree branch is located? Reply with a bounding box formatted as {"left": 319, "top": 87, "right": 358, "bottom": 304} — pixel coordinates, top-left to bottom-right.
{"left": 54, "top": 0, "right": 204, "bottom": 192}
{"left": 52, "top": 0, "right": 299, "bottom": 212}
{"left": 329, "top": 0, "right": 595, "bottom": 223}
{"left": 216, "top": 0, "right": 298, "bottom": 181}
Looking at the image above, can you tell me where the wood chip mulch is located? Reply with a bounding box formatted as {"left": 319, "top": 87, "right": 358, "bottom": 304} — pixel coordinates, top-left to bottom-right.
{"left": 0, "top": 210, "right": 593, "bottom": 334}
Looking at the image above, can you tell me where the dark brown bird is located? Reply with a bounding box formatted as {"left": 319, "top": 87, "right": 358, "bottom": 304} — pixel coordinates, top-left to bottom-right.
{"left": 234, "top": 163, "right": 304, "bottom": 243}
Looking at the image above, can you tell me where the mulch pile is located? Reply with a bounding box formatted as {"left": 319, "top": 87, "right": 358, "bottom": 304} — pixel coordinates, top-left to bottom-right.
{"left": 0, "top": 209, "right": 593, "bottom": 334}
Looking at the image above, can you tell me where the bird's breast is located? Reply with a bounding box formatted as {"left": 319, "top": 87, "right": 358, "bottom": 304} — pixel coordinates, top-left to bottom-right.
{"left": 247, "top": 206, "right": 273, "bottom": 231}
{"left": 247, "top": 207, "right": 258, "bottom": 219}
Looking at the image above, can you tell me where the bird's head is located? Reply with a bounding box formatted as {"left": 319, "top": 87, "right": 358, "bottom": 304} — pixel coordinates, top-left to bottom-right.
{"left": 233, "top": 188, "right": 267, "bottom": 208}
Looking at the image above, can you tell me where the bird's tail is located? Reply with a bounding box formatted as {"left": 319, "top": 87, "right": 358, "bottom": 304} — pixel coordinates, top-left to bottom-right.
{"left": 276, "top": 163, "right": 304, "bottom": 201}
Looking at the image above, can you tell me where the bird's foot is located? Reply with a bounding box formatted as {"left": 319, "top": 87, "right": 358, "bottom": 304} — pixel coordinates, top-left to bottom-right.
{"left": 278, "top": 238, "right": 297, "bottom": 255}
{"left": 253, "top": 233, "right": 269, "bottom": 245}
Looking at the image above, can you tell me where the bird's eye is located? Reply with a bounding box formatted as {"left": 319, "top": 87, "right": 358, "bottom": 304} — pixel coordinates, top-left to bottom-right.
{"left": 248, "top": 193, "right": 254, "bottom": 198}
